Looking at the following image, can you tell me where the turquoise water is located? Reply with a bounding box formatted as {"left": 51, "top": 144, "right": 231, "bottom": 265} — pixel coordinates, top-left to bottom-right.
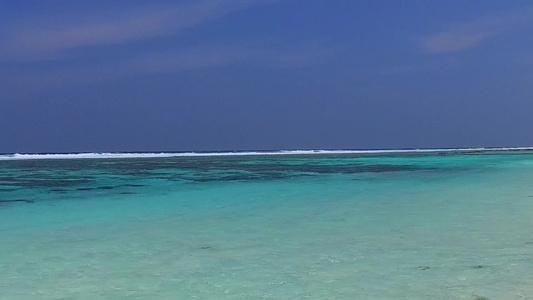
{"left": 1, "top": 151, "right": 533, "bottom": 299}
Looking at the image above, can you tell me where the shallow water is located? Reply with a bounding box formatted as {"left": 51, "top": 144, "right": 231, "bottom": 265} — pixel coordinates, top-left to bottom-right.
{"left": 1, "top": 152, "right": 533, "bottom": 299}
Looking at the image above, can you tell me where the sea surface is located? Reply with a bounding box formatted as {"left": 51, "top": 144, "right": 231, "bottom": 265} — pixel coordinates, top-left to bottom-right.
{"left": 1, "top": 150, "right": 533, "bottom": 299}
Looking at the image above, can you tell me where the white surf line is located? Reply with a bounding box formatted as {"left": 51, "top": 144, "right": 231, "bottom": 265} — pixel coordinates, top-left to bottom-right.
{"left": 1, "top": 147, "right": 533, "bottom": 160}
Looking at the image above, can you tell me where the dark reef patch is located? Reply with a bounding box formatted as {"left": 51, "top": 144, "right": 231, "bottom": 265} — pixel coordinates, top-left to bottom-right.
{"left": 231, "top": 163, "right": 425, "bottom": 174}
{"left": 97, "top": 186, "right": 115, "bottom": 190}
{"left": 472, "top": 295, "right": 491, "bottom": 300}
{"left": 0, "top": 153, "right": 454, "bottom": 185}
{"left": 1, "top": 177, "right": 91, "bottom": 188}
{"left": 470, "top": 265, "right": 489, "bottom": 269}
{"left": 0, "top": 199, "right": 35, "bottom": 204}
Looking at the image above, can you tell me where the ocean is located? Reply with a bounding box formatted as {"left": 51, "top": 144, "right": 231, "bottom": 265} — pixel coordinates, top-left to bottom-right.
{"left": 1, "top": 149, "right": 532, "bottom": 299}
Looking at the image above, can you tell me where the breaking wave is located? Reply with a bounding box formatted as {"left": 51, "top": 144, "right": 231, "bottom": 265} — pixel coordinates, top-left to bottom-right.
{"left": 0, "top": 147, "right": 532, "bottom": 160}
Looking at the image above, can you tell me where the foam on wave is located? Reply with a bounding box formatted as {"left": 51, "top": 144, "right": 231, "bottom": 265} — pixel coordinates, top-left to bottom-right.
{"left": 0, "top": 147, "right": 532, "bottom": 161}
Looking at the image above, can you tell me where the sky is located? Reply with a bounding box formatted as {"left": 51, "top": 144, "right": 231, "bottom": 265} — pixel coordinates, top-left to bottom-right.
{"left": 1, "top": 0, "right": 533, "bottom": 153}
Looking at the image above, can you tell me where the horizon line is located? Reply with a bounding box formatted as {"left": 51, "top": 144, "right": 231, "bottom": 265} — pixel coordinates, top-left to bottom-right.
{"left": 1, "top": 147, "right": 533, "bottom": 160}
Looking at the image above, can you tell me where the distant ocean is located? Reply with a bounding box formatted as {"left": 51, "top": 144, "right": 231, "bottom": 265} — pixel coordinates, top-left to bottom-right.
{"left": 1, "top": 149, "right": 533, "bottom": 299}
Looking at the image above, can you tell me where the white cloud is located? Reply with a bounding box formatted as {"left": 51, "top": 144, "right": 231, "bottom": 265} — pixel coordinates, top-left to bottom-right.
{"left": 0, "top": 0, "right": 340, "bottom": 92}
{"left": 423, "top": 32, "right": 497, "bottom": 53}
{"left": 421, "top": 6, "right": 533, "bottom": 53}
{"left": 1, "top": 41, "right": 341, "bottom": 91}
{"left": 377, "top": 59, "right": 462, "bottom": 75}
{"left": 1, "top": 0, "right": 265, "bottom": 61}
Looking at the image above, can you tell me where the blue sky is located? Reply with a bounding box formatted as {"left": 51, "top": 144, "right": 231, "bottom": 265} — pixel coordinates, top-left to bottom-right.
{"left": 1, "top": 0, "right": 533, "bottom": 153}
